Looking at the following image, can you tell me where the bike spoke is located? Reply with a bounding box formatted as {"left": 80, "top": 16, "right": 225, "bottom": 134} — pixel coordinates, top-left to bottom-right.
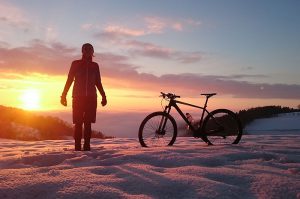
{"left": 140, "top": 113, "right": 175, "bottom": 147}
{"left": 203, "top": 110, "right": 241, "bottom": 145}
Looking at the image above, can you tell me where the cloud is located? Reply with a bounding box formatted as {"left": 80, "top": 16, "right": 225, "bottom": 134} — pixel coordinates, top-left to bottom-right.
{"left": 144, "top": 17, "right": 201, "bottom": 33}
{"left": 104, "top": 25, "right": 145, "bottom": 37}
{"left": 0, "top": 84, "right": 8, "bottom": 89}
{"left": 94, "top": 15, "right": 201, "bottom": 40}
{"left": 144, "top": 17, "right": 166, "bottom": 33}
{"left": 185, "top": 19, "right": 202, "bottom": 27}
{"left": 0, "top": 40, "right": 76, "bottom": 74}
{"left": 94, "top": 25, "right": 146, "bottom": 41}
{"left": 81, "top": 23, "right": 94, "bottom": 31}
{"left": 95, "top": 30, "right": 203, "bottom": 63}
{"left": 98, "top": 57, "right": 300, "bottom": 99}
{"left": 158, "top": 73, "right": 300, "bottom": 99}
{"left": 92, "top": 17, "right": 203, "bottom": 63}
{"left": 222, "top": 74, "right": 269, "bottom": 80}
{"left": 44, "top": 26, "right": 59, "bottom": 42}
{"left": 125, "top": 40, "right": 172, "bottom": 59}
{"left": 0, "top": 39, "right": 135, "bottom": 76}
{"left": 118, "top": 72, "right": 300, "bottom": 99}
{"left": 0, "top": 2, "right": 30, "bottom": 29}
{"left": 172, "top": 23, "right": 183, "bottom": 31}
{"left": 241, "top": 66, "right": 254, "bottom": 71}
{"left": 174, "top": 51, "right": 203, "bottom": 63}
{"left": 0, "top": 40, "right": 299, "bottom": 99}
{"left": 125, "top": 40, "right": 202, "bottom": 63}
{"left": 88, "top": 16, "right": 201, "bottom": 42}
{"left": 98, "top": 59, "right": 300, "bottom": 99}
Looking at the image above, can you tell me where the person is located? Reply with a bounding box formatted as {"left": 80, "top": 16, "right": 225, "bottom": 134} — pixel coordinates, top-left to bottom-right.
{"left": 60, "top": 43, "right": 107, "bottom": 151}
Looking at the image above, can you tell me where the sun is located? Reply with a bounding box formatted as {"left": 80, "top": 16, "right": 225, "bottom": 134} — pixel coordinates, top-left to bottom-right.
{"left": 20, "top": 89, "right": 41, "bottom": 110}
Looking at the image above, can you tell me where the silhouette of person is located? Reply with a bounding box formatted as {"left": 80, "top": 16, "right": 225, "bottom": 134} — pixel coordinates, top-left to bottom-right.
{"left": 61, "top": 43, "right": 107, "bottom": 151}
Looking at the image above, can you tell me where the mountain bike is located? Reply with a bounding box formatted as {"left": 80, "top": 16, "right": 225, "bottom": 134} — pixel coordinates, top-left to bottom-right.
{"left": 138, "top": 92, "right": 243, "bottom": 147}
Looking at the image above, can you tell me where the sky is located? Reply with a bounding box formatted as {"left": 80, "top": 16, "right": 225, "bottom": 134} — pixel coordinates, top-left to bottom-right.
{"left": 0, "top": 0, "right": 299, "bottom": 115}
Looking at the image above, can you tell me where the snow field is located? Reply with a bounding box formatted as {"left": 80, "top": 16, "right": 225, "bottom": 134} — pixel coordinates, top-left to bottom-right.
{"left": 0, "top": 135, "right": 299, "bottom": 199}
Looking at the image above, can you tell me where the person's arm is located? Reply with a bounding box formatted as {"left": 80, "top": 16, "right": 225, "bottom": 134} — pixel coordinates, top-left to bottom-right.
{"left": 60, "top": 62, "right": 76, "bottom": 106}
{"left": 95, "top": 64, "right": 107, "bottom": 106}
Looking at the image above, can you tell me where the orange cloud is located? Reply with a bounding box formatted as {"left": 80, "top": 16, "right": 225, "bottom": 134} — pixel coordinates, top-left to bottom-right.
{"left": 0, "top": 40, "right": 299, "bottom": 99}
{"left": 0, "top": 40, "right": 76, "bottom": 74}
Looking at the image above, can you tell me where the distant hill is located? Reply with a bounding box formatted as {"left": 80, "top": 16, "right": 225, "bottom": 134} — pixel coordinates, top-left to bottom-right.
{"left": 0, "top": 105, "right": 112, "bottom": 141}
{"left": 244, "top": 111, "right": 300, "bottom": 134}
{"left": 238, "top": 105, "right": 299, "bottom": 128}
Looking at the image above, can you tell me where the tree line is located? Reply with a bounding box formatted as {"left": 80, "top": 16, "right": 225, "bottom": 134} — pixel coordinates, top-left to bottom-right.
{"left": 238, "top": 105, "right": 299, "bottom": 128}
{"left": 0, "top": 105, "right": 112, "bottom": 140}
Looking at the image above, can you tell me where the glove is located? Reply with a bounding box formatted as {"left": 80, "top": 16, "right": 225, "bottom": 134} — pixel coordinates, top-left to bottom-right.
{"left": 60, "top": 95, "right": 67, "bottom": 106}
{"left": 101, "top": 96, "right": 107, "bottom": 106}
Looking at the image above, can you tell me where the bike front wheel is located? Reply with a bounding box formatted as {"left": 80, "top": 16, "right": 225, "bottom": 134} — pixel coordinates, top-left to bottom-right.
{"left": 202, "top": 109, "right": 243, "bottom": 145}
{"left": 138, "top": 112, "right": 177, "bottom": 147}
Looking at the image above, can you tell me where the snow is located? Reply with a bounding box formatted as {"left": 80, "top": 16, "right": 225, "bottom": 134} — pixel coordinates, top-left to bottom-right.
{"left": 0, "top": 135, "right": 299, "bottom": 199}
{"left": 245, "top": 112, "right": 300, "bottom": 135}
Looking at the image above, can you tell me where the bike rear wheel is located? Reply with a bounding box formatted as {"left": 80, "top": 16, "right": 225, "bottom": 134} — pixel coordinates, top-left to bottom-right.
{"left": 139, "top": 112, "right": 177, "bottom": 147}
{"left": 202, "top": 109, "right": 243, "bottom": 145}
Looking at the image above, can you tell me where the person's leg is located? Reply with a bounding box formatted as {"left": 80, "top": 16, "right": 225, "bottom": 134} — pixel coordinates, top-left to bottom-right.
{"left": 83, "top": 122, "right": 92, "bottom": 151}
{"left": 73, "top": 97, "right": 84, "bottom": 151}
{"left": 74, "top": 123, "right": 83, "bottom": 151}
{"left": 83, "top": 97, "right": 96, "bottom": 151}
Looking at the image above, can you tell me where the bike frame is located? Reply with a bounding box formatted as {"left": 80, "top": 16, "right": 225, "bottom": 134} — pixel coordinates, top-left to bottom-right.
{"left": 159, "top": 97, "right": 211, "bottom": 134}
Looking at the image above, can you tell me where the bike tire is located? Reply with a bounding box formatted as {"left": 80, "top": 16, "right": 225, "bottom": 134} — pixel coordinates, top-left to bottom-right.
{"left": 138, "top": 112, "right": 177, "bottom": 147}
{"left": 202, "top": 109, "right": 243, "bottom": 145}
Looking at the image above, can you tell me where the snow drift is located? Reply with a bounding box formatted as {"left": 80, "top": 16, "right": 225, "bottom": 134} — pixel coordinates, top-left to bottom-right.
{"left": 0, "top": 134, "right": 299, "bottom": 199}
{"left": 245, "top": 112, "right": 300, "bottom": 135}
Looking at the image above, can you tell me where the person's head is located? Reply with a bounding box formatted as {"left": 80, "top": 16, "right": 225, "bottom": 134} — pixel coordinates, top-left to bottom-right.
{"left": 82, "top": 43, "right": 94, "bottom": 60}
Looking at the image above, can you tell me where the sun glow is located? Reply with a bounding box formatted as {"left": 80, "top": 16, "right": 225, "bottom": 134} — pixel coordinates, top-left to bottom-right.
{"left": 20, "top": 89, "right": 41, "bottom": 110}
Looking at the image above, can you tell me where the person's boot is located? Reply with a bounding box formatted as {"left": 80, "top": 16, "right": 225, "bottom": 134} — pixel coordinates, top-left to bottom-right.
{"left": 83, "top": 123, "right": 91, "bottom": 151}
{"left": 83, "top": 139, "right": 90, "bottom": 151}
{"left": 74, "top": 123, "right": 83, "bottom": 151}
{"left": 75, "top": 139, "right": 81, "bottom": 151}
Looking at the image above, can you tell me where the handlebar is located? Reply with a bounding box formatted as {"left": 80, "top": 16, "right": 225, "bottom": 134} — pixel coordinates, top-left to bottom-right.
{"left": 160, "top": 92, "right": 180, "bottom": 99}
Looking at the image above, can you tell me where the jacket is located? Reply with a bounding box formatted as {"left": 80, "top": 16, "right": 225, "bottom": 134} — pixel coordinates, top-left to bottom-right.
{"left": 62, "top": 59, "right": 104, "bottom": 98}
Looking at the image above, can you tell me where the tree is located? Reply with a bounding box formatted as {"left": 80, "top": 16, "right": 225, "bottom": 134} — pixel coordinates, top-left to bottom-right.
{"left": 0, "top": 105, "right": 109, "bottom": 140}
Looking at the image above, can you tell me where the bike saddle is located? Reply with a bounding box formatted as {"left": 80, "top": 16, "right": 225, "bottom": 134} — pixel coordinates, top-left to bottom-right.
{"left": 201, "top": 93, "right": 217, "bottom": 98}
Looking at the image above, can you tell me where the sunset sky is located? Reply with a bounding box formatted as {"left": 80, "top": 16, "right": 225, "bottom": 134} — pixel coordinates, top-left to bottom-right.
{"left": 0, "top": 0, "right": 299, "bottom": 114}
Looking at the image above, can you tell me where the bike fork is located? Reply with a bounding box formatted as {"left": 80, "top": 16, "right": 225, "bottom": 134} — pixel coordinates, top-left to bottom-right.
{"left": 157, "top": 106, "right": 171, "bottom": 135}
